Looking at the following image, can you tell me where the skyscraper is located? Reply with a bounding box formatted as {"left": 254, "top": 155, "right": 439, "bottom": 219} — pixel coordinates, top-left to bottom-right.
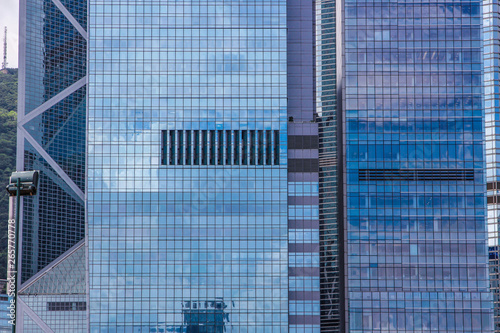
{"left": 16, "top": 0, "right": 87, "bottom": 330}
{"left": 484, "top": 0, "right": 500, "bottom": 331}
{"left": 18, "top": 0, "right": 322, "bottom": 331}
{"left": 315, "top": 0, "right": 342, "bottom": 331}
{"left": 342, "top": 0, "right": 493, "bottom": 331}
{"left": 16, "top": 0, "right": 494, "bottom": 332}
{"left": 87, "top": 0, "right": 292, "bottom": 330}
{"left": 18, "top": 0, "right": 87, "bottom": 283}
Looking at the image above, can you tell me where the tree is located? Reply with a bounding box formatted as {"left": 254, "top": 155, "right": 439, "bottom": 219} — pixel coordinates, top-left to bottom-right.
{"left": 0, "top": 69, "right": 18, "bottom": 280}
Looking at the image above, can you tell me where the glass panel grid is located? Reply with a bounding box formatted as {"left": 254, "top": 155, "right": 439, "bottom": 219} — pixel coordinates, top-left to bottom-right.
{"left": 88, "top": 0, "right": 289, "bottom": 331}
{"left": 344, "top": 1, "right": 493, "bottom": 331}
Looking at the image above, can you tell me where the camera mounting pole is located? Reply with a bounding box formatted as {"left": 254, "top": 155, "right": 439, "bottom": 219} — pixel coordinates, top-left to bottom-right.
{"left": 5, "top": 171, "right": 39, "bottom": 332}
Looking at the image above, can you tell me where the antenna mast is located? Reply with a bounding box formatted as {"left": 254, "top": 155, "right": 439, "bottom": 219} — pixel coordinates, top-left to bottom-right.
{"left": 1, "top": 27, "right": 7, "bottom": 70}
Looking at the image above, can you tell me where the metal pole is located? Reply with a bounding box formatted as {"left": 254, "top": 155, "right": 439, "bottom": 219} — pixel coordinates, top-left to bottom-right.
{"left": 7, "top": 196, "right": 14, "bottom": 291}
{"left": 5, "top": 171, "right": 38, "bottom": 332}
{"left": 6, "top": 194, "right": 15, "bottom": 332}
{"left": 6, "top": 181, "right": 18, "bottom": 332}
{"left": 7, "top": 179, "right": 21, "bottom": 333}
{"left": 13, "top": 178, "right": 20, "bottom": 333}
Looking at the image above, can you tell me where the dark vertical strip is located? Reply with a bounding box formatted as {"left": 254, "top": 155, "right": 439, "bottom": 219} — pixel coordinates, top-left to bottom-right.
{"left": 234, "top": 130, "right": 240, "bottom": 165}
{"left": 250, "top": 130, "right": 256, "bottom": 165}
{"left": 202, "top": 130, "right": 208, "bottom": 165}
{"left": 169, "top": 130, "right": 175, "bottom": 165}
{"left": 316, "top": 0, "right": 344, "bottom": 328}
{"left": 258, "top": 130, "right": 264, "bottom": 165}
{"left": 274, "top": 130, "right": 280, "bottom": 165}
{"left": 177, "top": 130, "right": 183, "bottom": 165}
{"left": 242, "top": 130, "right": 248, "bottom": 165}
{"left": 266, "top": 130, "right": 272, "bottom": 165}
{"left": 161, "top": 130, "right": 167, "bottom": 165}
{"left": 337, "top": 2, "right": 346, "bottom": 330}
{"left": 218, "top": 130, "right": 224, "bottom": 165}
{"left": 194, "top": 130, "right": 200, "bottom": 165}
{"left": 210, "top": 130, "right": 216, "bottom": 165}
{"left": 226, "top": 130, "right": 232, "bottom": 165}
{"left": 186, "top": 130, "right": 191, "bottom": 165}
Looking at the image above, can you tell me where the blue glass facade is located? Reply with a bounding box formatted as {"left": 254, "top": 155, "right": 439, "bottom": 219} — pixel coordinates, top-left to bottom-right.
{"left": 19, "top": 0, "right": 87, "bottom": 283}
{"left": 18, "top": 241, "right": 87, "bottom": 332}
{"left": 287, "top": 1, "right": 321, "bottom": 331}
{"left": 0, "top": 296, "right": 11, "bottom": 333}
{"left": 484, "top": 0, "right": 500, "bottom": 331}
{"left": 315, "top": 0, "right": 343, "bottom": 330}
{"left": 343, "top": 1, "right": 493, "bottom": 331}
{"left": 87, "top": 0, "right": 301, "bottom": 331}
{"left": 17, "top": 0, "right": 88, "bottom": 330}
{"left": 19, "top": 0, "right": 500, "bottom": 330}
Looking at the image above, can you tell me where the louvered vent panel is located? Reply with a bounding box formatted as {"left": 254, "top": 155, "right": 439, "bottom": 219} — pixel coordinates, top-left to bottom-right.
{"left": 359, "top": 169, "right": 474, "bottom": 181}
{"left": 162, "top": 129, "right": 280, "bottom": 166}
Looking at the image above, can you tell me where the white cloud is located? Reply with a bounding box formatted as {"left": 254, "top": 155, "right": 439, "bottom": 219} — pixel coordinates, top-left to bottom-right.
{"left": 0, "top": 0, "right": 19, "bottom": 68}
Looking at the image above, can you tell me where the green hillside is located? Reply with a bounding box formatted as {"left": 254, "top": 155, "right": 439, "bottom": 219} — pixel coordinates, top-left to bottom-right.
{"left": 0, "top": 68, "right": 18, "bottom": 280}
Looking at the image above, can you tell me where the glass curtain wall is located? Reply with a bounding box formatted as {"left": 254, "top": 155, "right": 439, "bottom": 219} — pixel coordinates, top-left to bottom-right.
{"left": 87, "top": 0, "right": 289, "bottom": 331}
{"left": 343, "top": 1, "right": 493, "bottom": 331}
